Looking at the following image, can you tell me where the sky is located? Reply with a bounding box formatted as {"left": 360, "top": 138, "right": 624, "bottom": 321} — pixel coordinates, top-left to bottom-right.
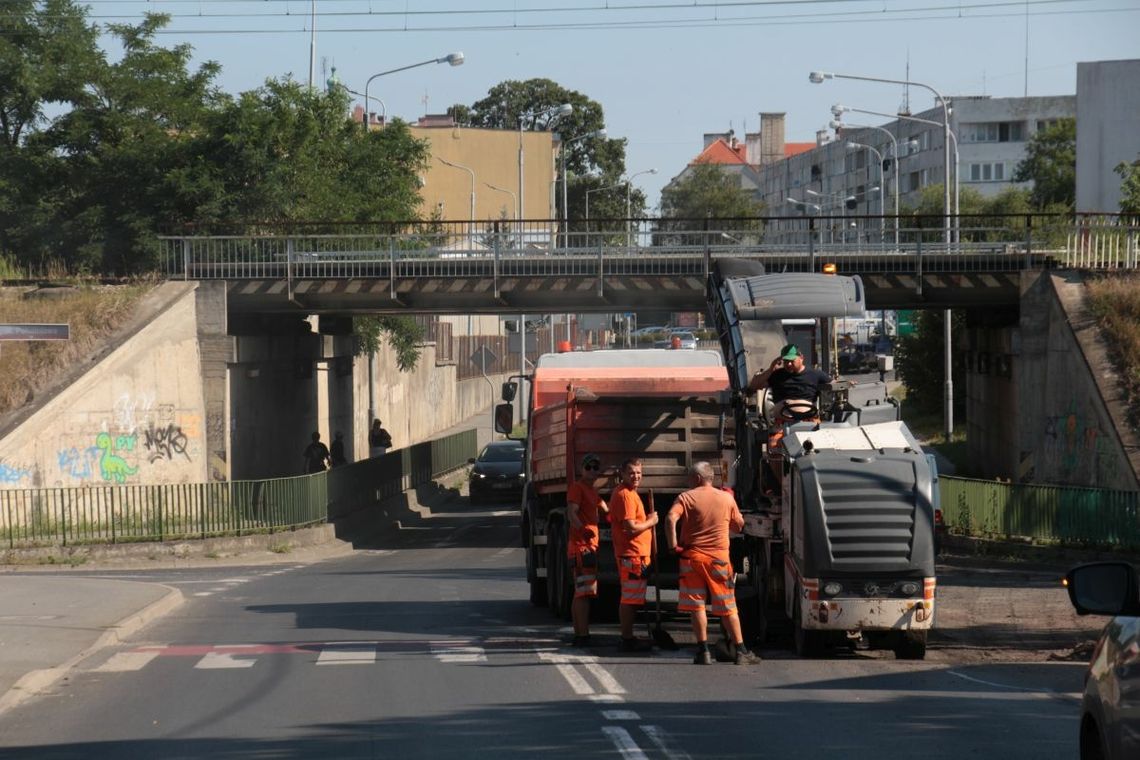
{"left": 81, "top": 0, "right": 1140, "bottom": 209}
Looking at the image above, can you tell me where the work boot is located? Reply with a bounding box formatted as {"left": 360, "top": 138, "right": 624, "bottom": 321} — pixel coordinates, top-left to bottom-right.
{"left": 734, "top": 647, "right": 762, "bottom": 665}
{"left": 693, "top": 646, "right": 713, "bottom": 665}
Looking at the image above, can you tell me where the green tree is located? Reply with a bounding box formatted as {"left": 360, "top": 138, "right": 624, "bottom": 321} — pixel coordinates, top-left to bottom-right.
{"left": 1013, "top": 117, "right": 1076, "bottom": 209}
{"left": 656, "top": 164, "right": 761, "bottom": 240}
{"left": 1115, "top": 157, "right": 1140, "bottom": 214}
{"left": 893, "top": 308, "right": 967, "bottom": 419}
{"left": 353, "top": 316, "right": 424, "bottom": 371}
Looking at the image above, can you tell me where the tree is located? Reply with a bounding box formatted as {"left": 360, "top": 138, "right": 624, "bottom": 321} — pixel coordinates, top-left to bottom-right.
{"left": 353, "top": 316, "right": 424, "bottom": 371}
{"left": 1115, "top": 157, "right": 1140, "bottom": 214}
{"left": 893, "top": 308, "right": 967, "bottom": 419}
{"left": 1013, "top": 117, "right": 1076, "bottom": 209}
{"left": 654, "top": 165, "right": 765, "bottom": 244}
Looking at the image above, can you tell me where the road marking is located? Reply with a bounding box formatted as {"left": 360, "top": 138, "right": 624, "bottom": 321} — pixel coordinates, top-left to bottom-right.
{"left": 195, "top": 652, "right": 257, "bottom": 669}
{"left": 94, "top": 651, "right": 160, "bottom": 672}
{"left": 589, "top": 694, "right": 625, "bottom": 703}
{"left": 317, "top": 646, "right": 377, "bottom": 666}
{"left": 946, "top": 670, "right": 1076, "bottom": 697}
{"left": 602, "top": 710, "right": 640, "bottom": 721}
{"left": 430, "top": 643, "right": 486, "bottom": 663}
{"left": 640, "top": 725, "right": 693, "bottom": 760}
{"left": 601, "top": 726, "right": 650, "bottom": 760}
{"left": 192, "top": 592, "right": 212, "bottom": 597}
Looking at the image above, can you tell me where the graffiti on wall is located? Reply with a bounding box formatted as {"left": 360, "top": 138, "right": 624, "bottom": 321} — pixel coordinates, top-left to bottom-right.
{"left": 0, "top": 460, "right": 32, "bottom": 484}
{"left": 142, "top": 423, "right": 190, "bottom": 463}
{"left": 95, "top": 431, "right": 138, "bottom": 483}
{"left": 1042, "top": 399, "right": 1120, "bottom": 486}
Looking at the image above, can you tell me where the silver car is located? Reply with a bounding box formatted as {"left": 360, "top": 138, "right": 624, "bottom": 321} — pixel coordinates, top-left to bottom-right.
{"left": 1065, "top": 562, "right": 1140, "bottom": 760}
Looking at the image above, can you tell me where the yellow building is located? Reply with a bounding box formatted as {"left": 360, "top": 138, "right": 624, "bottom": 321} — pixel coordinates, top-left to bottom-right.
{"left": 410, "top": 118, "right": 559, "bottom": 238}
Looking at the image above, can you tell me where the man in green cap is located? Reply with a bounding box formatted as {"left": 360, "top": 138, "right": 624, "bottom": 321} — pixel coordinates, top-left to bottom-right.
{"left": 748, "top": 343, "right": 832, "bottom": 421}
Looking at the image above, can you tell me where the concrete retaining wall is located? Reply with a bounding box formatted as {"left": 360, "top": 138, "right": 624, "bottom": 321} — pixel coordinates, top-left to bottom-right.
{"left": 1015, "top": 271, "right": 1139, "bottom": 490}
{"left": 0, "top": 283, "right": 215, "bottom": 489}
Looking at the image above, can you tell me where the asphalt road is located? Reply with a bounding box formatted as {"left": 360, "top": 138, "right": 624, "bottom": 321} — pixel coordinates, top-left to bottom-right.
{"left": 0, "top": 497, "right": 1084, "bottom": 759}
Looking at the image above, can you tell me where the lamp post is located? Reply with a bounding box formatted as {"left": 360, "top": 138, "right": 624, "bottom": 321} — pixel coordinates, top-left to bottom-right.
{"left": 813, "top": 70, "right": 954, "bottom": 442}
{"left": 787, "top": 197, "right": 823, "bottom": 246}
{"left": 436, "top": 156, "right": 475, "bottom": 237}
{"left": 830, "top": 114, "right": 915, "bottom": 247}
{"left": 625, "top": 169, "right": 658, "bottom": 249}
{"left": 845, "top": 142, "right": 885, "bottom": 242}
{"left": 805, "top": 189, "right": 856, "bottom": 244}
{"left": 518, "top": 103, "right": 573, "bottom": 228}
{"left": 363, "top": 52, "right": 463, "bottom": 132}
{"left": 560, "top": 129, "right": 606, "bottom": 248}
{"left": 484, "top": 182, "right": 517, "bottom": 220}
{"left": 833, "top": 104, "right": 959, "bottom": 240}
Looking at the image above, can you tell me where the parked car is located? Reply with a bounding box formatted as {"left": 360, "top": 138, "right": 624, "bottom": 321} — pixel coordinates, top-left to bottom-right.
{"left": 1064, "top": 561, "right": 1140, "bottom": 760}
{"left": 468, "top": 440, "right": 526, "bottom": 504}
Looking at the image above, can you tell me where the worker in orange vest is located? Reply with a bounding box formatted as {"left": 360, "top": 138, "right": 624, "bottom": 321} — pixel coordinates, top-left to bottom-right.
{"left": 609, "top": 458, "right": 657, "bottom": 653}
{"left": 567, "top": 453, "right": 609, "bottom": 648}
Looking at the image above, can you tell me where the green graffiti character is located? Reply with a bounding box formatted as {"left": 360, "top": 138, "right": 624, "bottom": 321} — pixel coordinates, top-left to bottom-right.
{"left": 96, "top": 432, "right": 138, "bottom": 483}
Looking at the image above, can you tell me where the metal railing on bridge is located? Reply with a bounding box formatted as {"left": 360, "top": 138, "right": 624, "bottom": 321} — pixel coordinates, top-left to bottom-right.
{"left": 161, "top": 213, "right": 1138, "bottom": 281}
{"left": 0, "top": 429, "right": 477, "bottom": 548}
{"left": 941, "top": 475, "right": 1140, "bottom": 550}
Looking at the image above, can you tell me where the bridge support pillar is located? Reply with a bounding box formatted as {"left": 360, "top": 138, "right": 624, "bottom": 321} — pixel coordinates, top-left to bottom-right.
{"left": 196, "top": 282, "right": 233, "bottom": 482}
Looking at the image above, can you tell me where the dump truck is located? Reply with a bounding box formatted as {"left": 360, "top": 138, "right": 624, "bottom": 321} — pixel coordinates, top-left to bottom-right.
{"left": 708, "top": 260, "right": 937, "bottom": 658}
{"left": 497, "top": 348, "right": 733, "bottom": 619}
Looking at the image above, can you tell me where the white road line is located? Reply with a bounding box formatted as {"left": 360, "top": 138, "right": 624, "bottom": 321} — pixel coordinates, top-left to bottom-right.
{"left": 589, "top": 694, "right": 625, "bottom": 703}
{"left": 946, "top": 670, "right": 1074, "bottom": 696}
{"left": 94, "top": 651, "right": 160, "bottom": 672}
{"left": 431, "top": 645, "right": 486, "bottom": 663}
{"left": 192, "top": 592, "right": 212, "bottom": 597}
{"left": 317, "top": 647, "right": 377, "bottom": 666}
{"left": 602, "top": 710, "right": 641, "bottom": 721}
{"left": 581, "top": 660, "right": 626, "bottom": 695}
{"left": 601, "top": 726, "right": 650, "bottom": 760}
{"left": 640, "top": 725, "right": 693, "bottom": 760}
{"left": 550, "top": 661, "right": 596, "bottom": 694}
{"left": 195, "top": 652, "right": 257, "bottom": 669}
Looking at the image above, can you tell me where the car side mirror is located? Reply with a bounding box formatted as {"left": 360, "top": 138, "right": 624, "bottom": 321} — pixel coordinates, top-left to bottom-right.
{"left": 494, "top": 403, "right": 514, "bottom": 435}
{"left": 1065, "top": 562, "right": 1140, "bottom": 616}
{"left": 501, "top": 381, "right": 518, "bottom": 402}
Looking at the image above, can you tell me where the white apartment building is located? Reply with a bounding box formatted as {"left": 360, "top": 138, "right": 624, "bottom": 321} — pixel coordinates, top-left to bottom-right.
{"left": 756, "top": 95, "right": 1076, "bottom": 218}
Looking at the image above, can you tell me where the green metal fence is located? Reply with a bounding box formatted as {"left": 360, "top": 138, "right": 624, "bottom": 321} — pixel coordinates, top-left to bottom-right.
{"left": 0, "top": 428, "right": 477, "bottom": 549}
{"left": 941, "top": 476, "right": 1140, "bottom": 550}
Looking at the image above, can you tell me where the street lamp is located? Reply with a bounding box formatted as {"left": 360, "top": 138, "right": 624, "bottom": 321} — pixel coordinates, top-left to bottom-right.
{"left": 813, "top": 70, "right": 955, "bottom": 442}
{"left": 586, "top": 181, "right": 625, "bottom": 223}
{"left": 363, "top": 52, "right": 463, "bottom": 131}
{"left": 830, "top": 114, "right": 915, "bottom": 247}
{"left": 518, "top": 103, "right": 573, "bottom": 223}
{"left": 435, "top": 156, "right": 476, "bottom": 237}
{"left": 560, "top": 129, "right": 606, "bottom": 248}
{"left": 845, "top": 142, "right": 885, "bottom": 241}
{"left": 484, "top": 182, "right": 517, "bottom": 220}
{"left": 625, "top": 169, "right": 658, "bottom": 249}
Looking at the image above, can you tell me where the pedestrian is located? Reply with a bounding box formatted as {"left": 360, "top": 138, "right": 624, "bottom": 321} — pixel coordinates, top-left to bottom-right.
{"left": 608, "top": 457, "right": 657, "bottom": 653}
{"left": 330, "top": 431, "right": 347, "bottom": 468}
{"left": 567, "top": 453, "right": 609, "bottom": 648}
{"left": 666, "top": 461, "right": 760, "bottom": 665}
{"left": 369, "top": 418, "right": 393, "bottom": 457}
{"left": 302, "top": 432, "right": 330, "bottom": 474}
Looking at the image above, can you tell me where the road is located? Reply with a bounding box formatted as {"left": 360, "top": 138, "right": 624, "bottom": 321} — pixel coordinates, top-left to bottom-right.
{"left": 0, "top": 496, "right": 1086, "bottom": 759}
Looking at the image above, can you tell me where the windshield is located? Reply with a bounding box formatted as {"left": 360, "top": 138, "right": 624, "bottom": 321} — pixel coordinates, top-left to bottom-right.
{"left": 479, "top": 445, "right": 524, "bottom": 463}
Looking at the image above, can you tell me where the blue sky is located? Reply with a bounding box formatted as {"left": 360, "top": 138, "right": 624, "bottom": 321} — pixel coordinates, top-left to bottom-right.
{"left": 86, "top": 0, "right": 1139, "bottom": 208}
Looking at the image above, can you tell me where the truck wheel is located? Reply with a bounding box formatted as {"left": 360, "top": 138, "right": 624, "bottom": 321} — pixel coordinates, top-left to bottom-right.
{"left": 737, "top": 551, "right": 767, "bottom": 646}
{"left": 892, "top": 630, "right": 927, "bottom": 660}
{"left": 792, "top": 586, "right": 824, "bottom": 658}
{"left": 546, "top": 522, "right": 573, "bottom": 621}
{"left": 527, "top": 523, "right": 548, "bottom": 607}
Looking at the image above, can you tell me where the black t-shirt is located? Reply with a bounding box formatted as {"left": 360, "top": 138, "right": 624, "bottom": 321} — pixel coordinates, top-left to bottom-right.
{"left": 769, "top": 367, "right": 832, "bottom": 402}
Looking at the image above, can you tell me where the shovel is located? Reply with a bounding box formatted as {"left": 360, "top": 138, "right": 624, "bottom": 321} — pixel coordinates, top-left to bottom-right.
{"left": 647, "top": 489, "right": 679, "bottom": 651}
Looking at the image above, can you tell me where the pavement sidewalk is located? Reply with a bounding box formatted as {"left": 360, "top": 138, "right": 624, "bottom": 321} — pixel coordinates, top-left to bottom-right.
{"left": 0, "top": 575, "right": 183, "bottom": 716}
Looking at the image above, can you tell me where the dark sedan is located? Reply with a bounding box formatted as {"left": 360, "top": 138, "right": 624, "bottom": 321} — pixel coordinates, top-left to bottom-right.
{"left": 468, "top": 440, "right": 525, "bottom": 504}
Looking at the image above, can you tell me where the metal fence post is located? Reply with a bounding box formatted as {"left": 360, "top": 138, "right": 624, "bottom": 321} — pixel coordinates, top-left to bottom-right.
{"left": 182, "top": 239, "right": 191, "bottom": 280}
{"left": 703, "top": 217, "right": 711, "bottom": 279}
{"left": 493, "top": 219, "right": 501, "bottom": 299}
{"left": 1024, "top": 214, "right": 1033, "bottom": 269}
{"left": 915, "top": 233, "right": 923, "bottom": 297}
{"left": 808, "top": 217, "right": 816, "bottom": 273}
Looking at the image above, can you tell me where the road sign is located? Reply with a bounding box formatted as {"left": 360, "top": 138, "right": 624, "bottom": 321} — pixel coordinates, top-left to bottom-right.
{"left": 0, "top": 324, "right": 70, "bottom": 341}
{"left": 470, "top": 345, "right": 497, "bottom": 370}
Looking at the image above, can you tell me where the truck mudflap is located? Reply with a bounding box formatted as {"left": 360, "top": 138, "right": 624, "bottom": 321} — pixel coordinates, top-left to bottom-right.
{"left": 799, "top": 577, "right": 936, "bottom": 632}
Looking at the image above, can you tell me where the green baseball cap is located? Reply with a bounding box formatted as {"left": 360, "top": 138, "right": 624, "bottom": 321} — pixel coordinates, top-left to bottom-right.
{"left": 780, "top": 344, "right": 801, "bottom": 360}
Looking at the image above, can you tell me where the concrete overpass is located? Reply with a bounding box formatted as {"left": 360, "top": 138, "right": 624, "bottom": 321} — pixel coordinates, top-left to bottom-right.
{"left": 161, "top": 215, "right": 1136, "bottom": 315}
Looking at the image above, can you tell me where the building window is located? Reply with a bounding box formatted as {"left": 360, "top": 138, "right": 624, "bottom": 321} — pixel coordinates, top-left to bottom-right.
{"left": 1036, "top": 119, "right": 1059, "bottom": 133}
{"left": 968, "top": 162, "right": 1006, "bottom": 182}
{"left": 962, "top": 121, "right": 1024, "bottom": 143}
{"left": 908, "top": 171, "right": 920, "bottom": 193}
{"left": 810, "top": 164, "right": 821, "bottom": 182}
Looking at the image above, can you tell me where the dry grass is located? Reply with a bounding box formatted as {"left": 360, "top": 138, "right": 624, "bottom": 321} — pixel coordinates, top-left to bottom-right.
{"left": 1086, "top": 273, "right": 1140, "bottom": 433}
{"left": 0, "top": 280, "right": 156, "bottom": 415}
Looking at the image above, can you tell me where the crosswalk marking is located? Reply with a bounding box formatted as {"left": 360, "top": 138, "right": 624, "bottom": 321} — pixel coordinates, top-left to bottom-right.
{"left": 640, "top": 725, "right": 693, "bottom": 760}
{"left": 430, "top": 643, "right": 486, "bottom": 663}
{"left": 601, "top": 727, "right": 650, "bottom": 760}
{"left": 94, "top": 651, "right": 161, "bottom": 673}
{"left": 317, "top": 646, "right": 378, "bottom": 666}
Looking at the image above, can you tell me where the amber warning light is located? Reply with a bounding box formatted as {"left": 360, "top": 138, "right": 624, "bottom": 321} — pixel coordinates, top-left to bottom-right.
{"left": 822, "top": 263, "right": 838, "bottom": 275}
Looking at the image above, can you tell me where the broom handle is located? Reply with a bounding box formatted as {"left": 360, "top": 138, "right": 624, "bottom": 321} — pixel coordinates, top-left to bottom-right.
{"left": 649, "top": 489, "right": 662, "bottom": 624}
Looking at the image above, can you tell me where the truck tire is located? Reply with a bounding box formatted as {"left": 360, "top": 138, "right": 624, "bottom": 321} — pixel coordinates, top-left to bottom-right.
{"left": 792, "top": 586, "right": 825, "bottom": 658}
{"left": 737, "top": 549, "right": 768, "bottom": 646}
{"left": 892, "top": 630, "right": 927, "bottom": 660}
{"left": 546, "top": 522, "right": 573, "bottom": 621}
{"left": 527, "top": 521, "right": 548, "bottom": 607}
